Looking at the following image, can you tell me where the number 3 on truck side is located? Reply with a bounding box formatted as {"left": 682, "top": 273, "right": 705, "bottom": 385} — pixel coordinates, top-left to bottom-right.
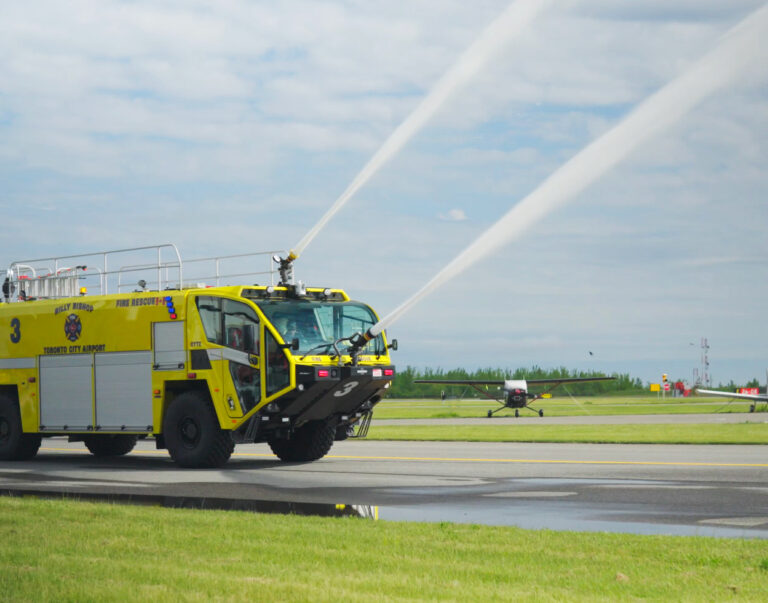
{"left": 334, "top": 381, "right": 359, "bottom": 397}
{"left": 10, "top": 318, "right": 20, "bottom": 343}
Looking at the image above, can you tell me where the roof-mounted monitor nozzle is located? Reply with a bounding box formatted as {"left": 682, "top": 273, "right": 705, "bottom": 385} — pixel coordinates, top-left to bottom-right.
{"left": 273, "top": 251, "right": 307, "bottom": 298}
{"left": 273, "top": 251, "right": 298, "bottom": 286}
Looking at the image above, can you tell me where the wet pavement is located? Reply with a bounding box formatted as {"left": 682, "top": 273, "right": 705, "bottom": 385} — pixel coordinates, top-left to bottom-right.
{"left": 2, "top": 438, "right": 767, "bottom": 539}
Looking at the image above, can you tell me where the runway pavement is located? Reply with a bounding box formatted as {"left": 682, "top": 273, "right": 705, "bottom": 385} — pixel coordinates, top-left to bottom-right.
{"left": 374, "top": 412, "right": 768, "bottom": 426}
{"left": 2, "top": 435, "right": 767, "bottom": 539}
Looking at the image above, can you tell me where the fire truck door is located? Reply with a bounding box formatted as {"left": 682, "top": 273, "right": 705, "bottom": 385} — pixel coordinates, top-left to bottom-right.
{"left": 220, "top": 300, "right": 261, "bottom": 414}
{"left": 264, "top": 327, "right": 291, "bottom": 398}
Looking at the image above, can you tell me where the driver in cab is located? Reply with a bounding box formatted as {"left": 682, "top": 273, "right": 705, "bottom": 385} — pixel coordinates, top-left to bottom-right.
{"left": 275, "top": 317, "right": 303, "bottom": 348}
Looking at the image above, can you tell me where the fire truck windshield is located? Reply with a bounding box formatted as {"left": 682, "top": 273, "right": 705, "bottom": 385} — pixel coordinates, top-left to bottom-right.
{"left": 255, "top": 299, "right": 385, "bottom": 356}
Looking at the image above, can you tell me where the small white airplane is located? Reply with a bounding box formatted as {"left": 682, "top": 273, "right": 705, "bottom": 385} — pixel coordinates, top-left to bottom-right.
{"left": 695, "top": 385, "right": 768, "bottom": 413}
{"left": 414, "top": 376, "right": 614, "bottom": 417}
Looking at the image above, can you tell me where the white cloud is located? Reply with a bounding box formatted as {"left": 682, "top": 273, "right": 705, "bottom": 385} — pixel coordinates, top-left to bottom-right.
{"left": 438, "top": 208, "right": 468, "bottom": 221}
{"left": 0, "top": 0, "right": 766, "bottom": 384}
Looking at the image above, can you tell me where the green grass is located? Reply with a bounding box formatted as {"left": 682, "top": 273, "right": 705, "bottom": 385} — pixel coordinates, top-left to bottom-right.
{"left": 367, "top": 423, "right": 768, "bottom": 444}
{"left": 374, "top": 396, "right": 760, "bottom": 419}
{"left": 366, "top": 395, "right": 768, "bottom": 444}
{"left": 2, "top": 497, "right": 767, "bottom": 601}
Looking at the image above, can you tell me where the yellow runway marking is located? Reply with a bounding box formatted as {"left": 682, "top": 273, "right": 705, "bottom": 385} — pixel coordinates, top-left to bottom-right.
{"left": 326, "top": 454, "right": 768, "bottom": 467}
{"left": 319, "top": 454, "right": 768, "bottom": 468}
{"left": 39, "top": 447, "right": 768, "bottom": 468}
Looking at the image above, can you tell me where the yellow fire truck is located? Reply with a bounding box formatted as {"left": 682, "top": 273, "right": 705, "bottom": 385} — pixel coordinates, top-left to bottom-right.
{"left": 0, "top": 245, "right": 396, "bottom": 467}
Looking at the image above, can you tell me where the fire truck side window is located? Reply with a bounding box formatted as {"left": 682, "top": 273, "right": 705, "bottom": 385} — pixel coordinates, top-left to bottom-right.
{"left": 196, "top": 297, "right": 260, "bottom": 353}
{"left": 197, "top": 297, "right": 223, "bottom": 345}
{"left": 221, "top": 299, "right": 259, "bottom": 352}
{"left": 265, "top": 329, "right": 290, "bottom": 396}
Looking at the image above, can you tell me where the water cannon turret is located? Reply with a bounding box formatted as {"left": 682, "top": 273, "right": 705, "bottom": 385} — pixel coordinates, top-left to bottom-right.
{"left": 349, "top": 329, "right": 375, "bottom": 349}
{"left": 345, "top": 329, "right": 376, "bottom": 365}
{"left": 273, "top": 251, "right": 299, "bottom": 286}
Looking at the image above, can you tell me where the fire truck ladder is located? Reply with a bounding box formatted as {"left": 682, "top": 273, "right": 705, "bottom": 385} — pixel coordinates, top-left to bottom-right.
{"left": 4, "top": 244, "right": 183, "bottom": 302}
{"left": 4, "top": 244, "right": 286, "bottom": 302}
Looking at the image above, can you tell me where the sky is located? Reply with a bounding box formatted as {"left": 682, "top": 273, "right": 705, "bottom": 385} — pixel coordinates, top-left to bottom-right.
{"left": 1, "top": 0, "right": 767, "bottom": 387}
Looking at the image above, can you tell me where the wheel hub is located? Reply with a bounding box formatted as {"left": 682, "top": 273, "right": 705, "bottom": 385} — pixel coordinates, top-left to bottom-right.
{"left": 179, "top": 417, "right": 201, "bottom": 447}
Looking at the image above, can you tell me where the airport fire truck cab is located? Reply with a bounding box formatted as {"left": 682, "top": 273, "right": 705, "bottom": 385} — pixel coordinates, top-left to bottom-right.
{"left": 0, "top": 245, "right": 396, "bottom": 467}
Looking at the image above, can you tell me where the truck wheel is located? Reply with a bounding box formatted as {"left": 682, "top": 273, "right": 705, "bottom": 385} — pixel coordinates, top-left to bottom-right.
{"left": 268, "top": 420, "right": 335, "bottom": 462}
{"left": 163, "top": 392, "right": 234, "bottom": 468}
{"left": 0, "top": 395, "right": 41, "bottom": 461}
{"left": 267, "top": 438, "right": 296, "bottom": 461}
{"left": 334, "top": 424, "right": 352, "bottom": 441}
{"left": 83, "top": 434, "right": 138, "bottom": 457}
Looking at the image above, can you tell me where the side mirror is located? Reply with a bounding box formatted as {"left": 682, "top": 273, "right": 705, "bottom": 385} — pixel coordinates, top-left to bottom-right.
{"left": 280, "top": 337, "right": 300, "bottom": 351}
{"left": 388, "top": 338, "right": 398, "bottom": 351}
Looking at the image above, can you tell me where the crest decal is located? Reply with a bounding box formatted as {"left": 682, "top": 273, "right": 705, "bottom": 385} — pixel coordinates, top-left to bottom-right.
{"left": 64, "top": 313, "right": 82, "bottom": 342}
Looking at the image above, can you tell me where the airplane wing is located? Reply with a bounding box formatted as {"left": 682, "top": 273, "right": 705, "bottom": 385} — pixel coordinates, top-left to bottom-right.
{"left": 519, "top": 377, "right": 614, "bottom": 386}
{"left": 695, "top": 388, "right": 768, "bottom": 401}
{"left": 414, "top": 379, "right": 504, "bottom": 386}
{"left": 414, "top": 377, "right": 614, "bottom": 387}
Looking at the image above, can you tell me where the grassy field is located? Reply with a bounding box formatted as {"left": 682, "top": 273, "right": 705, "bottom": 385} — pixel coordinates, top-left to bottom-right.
{"left": 374, "top": 396, "right": 760, "bottom": 419}
{"left": 367, "top": 396, "right": 768, "bottom": 444}
{"left": 366, "top": 423, "right": 768, "bottom": 445}
{"left": 2, "top": 497, "right": 767, "bottom": 601}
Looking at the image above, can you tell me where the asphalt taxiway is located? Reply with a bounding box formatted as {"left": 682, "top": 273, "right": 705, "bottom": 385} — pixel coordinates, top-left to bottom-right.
{"left": 2, "top": 435, "right": 767, "bottom": 539}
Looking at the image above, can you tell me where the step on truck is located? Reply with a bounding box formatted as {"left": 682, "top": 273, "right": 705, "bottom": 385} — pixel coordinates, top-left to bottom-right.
{"left": 0, "top": 244, "right": 396, "bottom": 467}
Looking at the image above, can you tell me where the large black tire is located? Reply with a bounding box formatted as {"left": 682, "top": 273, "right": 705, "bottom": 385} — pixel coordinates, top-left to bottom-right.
{"left": 83, "top": 434, "right": 138, "bottom": 457}
{"left": 163, "top": 392, "right": 234, "bottom": 468}
{"left": 0, "top": 395, "right": 41, "bottom": 461}
{"left": 268, "top": 420, "right": 335, "bottom": 462}
{"left": 334, "top": 424, "right": 352, "bottom": 441}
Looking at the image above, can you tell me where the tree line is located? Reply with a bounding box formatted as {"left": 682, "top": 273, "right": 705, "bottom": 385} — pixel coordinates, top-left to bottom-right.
{"left": 389, "top": 366, "right": 645, "bottom": 398}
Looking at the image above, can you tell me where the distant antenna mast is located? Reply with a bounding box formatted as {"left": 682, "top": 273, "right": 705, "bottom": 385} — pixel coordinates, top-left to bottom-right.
{"left": 701, "top": 337, "right": 710, "bottom": 387}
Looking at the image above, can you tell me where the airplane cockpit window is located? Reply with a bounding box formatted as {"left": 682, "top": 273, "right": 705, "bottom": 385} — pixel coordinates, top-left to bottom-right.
{"left": 256, "top": 299, "right": 384, "bottom": 356}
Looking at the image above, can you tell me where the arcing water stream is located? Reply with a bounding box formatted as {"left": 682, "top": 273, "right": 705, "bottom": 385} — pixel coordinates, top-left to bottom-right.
{"left": 288, "top": 0, "right": 552, "bottom": 261}
{"left": 366, "top": 3, "right": 768, "bottom": 338}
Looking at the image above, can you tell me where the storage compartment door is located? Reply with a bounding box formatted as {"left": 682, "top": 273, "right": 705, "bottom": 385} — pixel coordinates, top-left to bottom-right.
{"left": 95, "top": 351, "right": 153, "bottom": 431}
{"left": 40, "top": 354, "right": 94, "bottom": 430}
{"left": 153, "top": 321, "right": 185, "bottom": 370}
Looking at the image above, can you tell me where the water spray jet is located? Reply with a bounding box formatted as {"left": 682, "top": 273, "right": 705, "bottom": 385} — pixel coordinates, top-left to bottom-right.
{"left": 286, "top": 0, "right": 551, "bottom": 270}
{"left": 364, "top": 3, "right": 768, "bottom": 339}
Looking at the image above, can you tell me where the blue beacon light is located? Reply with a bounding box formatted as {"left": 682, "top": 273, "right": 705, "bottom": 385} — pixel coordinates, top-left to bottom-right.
{"left": 165, "top": 296, "right": 177, "bottom": 320}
